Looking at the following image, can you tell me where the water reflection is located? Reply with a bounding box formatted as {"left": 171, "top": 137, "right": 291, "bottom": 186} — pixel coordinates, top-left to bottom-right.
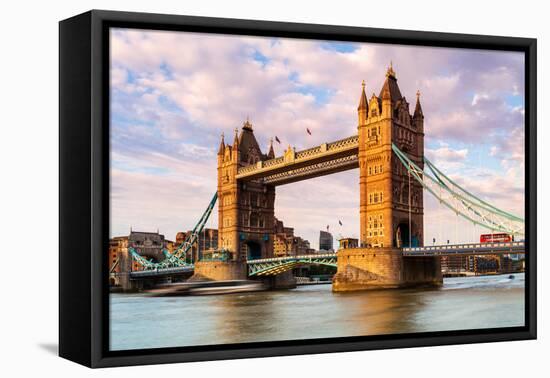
{"left": 110, "top": 273, "right": 525, "bottom": 351}
{"left": 214, "top": 292, "right": 278, "bottom": 343}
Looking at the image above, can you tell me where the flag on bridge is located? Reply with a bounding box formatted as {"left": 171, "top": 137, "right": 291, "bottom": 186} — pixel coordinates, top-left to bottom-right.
{"left": 275, "top": 136, "right": 281, "bottom": 144}
{"left": 339, "top": 220, "right": 343, "bottom": 226}
{"left": 306, "top": 128, "right": 312, "bottom": 135}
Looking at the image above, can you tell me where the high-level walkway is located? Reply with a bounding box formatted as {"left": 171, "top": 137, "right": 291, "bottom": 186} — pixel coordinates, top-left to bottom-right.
{"left": 236, "top": 135, "right": 359, "bottom": 185}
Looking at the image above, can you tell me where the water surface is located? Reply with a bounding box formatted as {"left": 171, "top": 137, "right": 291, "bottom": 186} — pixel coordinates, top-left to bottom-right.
{"left": 110, "top": 273, "right": 525, "bottom": 351}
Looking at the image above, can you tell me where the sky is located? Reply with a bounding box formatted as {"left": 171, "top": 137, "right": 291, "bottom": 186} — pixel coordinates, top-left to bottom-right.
{"left": 109, "top": 28, "right": 525, "bottom": 249}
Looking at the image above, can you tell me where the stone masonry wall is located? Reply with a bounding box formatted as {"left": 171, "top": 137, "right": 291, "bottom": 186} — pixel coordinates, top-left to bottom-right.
{"left": 193, "top": 261, "right": 247, "bottom": 281}
{"left": 333, "top": 248, "right": 442, "bottom": 291}
{"left": 333, "top": 248, "right": 403, "bottom": 291}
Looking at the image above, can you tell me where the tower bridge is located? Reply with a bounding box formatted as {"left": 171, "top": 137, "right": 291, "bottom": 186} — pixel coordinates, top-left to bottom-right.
{"left": 120, "top": 64, "right": 525, "bottom": 292}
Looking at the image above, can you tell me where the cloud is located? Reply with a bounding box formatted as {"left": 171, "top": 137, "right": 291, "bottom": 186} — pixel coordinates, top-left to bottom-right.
{"left": 109, "top": 29, "right": 526, "bottom": 245}
{"left": 427, "top": 145, "right": 468, "bottom": 161}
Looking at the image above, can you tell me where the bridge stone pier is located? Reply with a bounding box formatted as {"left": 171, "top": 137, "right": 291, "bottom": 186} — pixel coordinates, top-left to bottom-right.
{"left": 193, "top": 260, "right": 247, "bottom": 281}
{"left": 333, "top": 248, "right": 441, "bottom": 291}
{"left": 192, "top": 261, "right": 296, "bottom": 288}
{"left": 195, "top": 64, "right": 442, "bottom": 290}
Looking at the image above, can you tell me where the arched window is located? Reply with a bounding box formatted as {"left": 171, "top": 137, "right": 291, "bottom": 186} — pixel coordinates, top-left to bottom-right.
{"left": 250, "top": 213, "right": 259, "bottom": 228}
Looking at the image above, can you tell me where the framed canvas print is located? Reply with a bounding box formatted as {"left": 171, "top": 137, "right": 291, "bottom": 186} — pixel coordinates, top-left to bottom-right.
{"left": 59, "top": 10, "right": 536, "bottom": 368}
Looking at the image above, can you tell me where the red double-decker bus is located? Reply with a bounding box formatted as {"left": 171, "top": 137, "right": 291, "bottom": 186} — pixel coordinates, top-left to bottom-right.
{"left": 480, "top": 233, "right": 513, "bottom": 243}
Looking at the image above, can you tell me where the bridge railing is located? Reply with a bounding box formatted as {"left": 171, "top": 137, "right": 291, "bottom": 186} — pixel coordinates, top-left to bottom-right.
{"left": 295, "top": 145, "right": 322, "bottom": 159}
{"left": 262, "top": 156, "right": 285, "bottom": 168}
{"left": 326, "top": 135, "right": 359, "bottom": 151}
{"left": 402, "top": 241, "right": 525, "bottom": 257}
{"left": 129, "top": 265, "right": 195, "bottom": 278}
{"left": 402, "top": 241, "right": 524, "bottom": 252}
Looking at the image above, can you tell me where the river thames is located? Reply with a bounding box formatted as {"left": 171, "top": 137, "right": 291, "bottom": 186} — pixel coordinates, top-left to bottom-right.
{"left": 110, "top": 273, "right": 525, "bottom": 351}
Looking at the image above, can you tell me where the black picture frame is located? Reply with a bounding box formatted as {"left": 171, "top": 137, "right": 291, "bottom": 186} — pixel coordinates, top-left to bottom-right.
{"left": 59, "top": 9, "right": 537, "bottom": 368}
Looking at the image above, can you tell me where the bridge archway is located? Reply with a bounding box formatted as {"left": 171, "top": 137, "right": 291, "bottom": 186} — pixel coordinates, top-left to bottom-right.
{"left": 395, "top": 222, "right": 410, "bottom": 248}
{"left": 395, "top": 222, "right": 420, "bottom": 248}
{"left": 246, "top": 240, "right": 262, "bottom": 260}
{"left": 247, "top": 254, "right": 338, "bottom": 276}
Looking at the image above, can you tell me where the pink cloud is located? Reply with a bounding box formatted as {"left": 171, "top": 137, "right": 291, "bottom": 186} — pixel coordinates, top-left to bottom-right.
{"left": 109, "top": 29, "right": 525, "bottom": 245}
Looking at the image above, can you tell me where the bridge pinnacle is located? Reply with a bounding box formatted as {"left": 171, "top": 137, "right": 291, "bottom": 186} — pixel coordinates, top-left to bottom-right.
{"left": 414, "top": 89, "right": 424, "bottom": 118}
{"left": 358, "top": 80, "right": 368, "bottom": 111}
{"left": 243, "top": 116, "right": 253, "bottom": 130}
{"left": 233, "top": 127, "right": 239, "bottom": 147}
{"left": 386, "top": 60, "right": 396, "bottom": 78}
{"left": 218, "top": 132, "right": 225, "bottom": 155}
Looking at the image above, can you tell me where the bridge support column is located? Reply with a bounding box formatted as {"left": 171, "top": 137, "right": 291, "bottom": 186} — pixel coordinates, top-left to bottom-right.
{"left": 402, "top": 255, "right": 443, "bottom": 286}
{"left": 332, "top": 248, "right": 442, "bottom": 292}
{"left": 117, "top": 273, "right": 143, "bottom": 292}
{"left": 191, "top": 261, "right": 247, "bottom": 281}
{"left": 260, "top": 270, "right": 296, "bottom": 289}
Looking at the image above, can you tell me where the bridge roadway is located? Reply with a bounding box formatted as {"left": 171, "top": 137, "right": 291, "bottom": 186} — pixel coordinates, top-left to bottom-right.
{"left": 247, "top": 253, "right": 337, "bottom": 276}
{"left": 129, "top": 241, "right": 525, "bottom": 278}
{"left": 246, "top": 241, "right": 525, "bottom": 276}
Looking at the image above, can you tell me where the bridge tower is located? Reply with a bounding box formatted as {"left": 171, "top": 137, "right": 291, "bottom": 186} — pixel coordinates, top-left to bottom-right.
{"left": 334, "top": 64, "right": 440, "bottom": 291}
{"left": 193, "top": 119, "right": 280, "bottom": 282}
{"left": 358, "top": 64, "right": 425, "bottom": 249}
{"left": 211, "top": 119, "right": 276, "bottom": 262}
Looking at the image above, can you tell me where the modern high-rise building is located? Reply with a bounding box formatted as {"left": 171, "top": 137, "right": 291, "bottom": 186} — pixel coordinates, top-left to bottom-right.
{"left": 319, "top": 230, "right": 334, "bottom": 251}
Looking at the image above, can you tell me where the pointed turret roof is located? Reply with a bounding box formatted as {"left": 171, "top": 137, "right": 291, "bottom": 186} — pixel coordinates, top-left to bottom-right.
{"left": 217, "top": 132, "right": 225, "bottom": 155}
{"left": 267, "top": 138, "right": 275, "bottom": 159}
{"left": 233, "top": 127, "right": 239, "bottom": 148}
{"left": 414, "top": 90, "right": 424, "bottom": 118}
{"left": 358, "top": 80, "right": 368, "bottom": 111}
{"left": 237, "top": 118, "right": 263, "bottom": 162}
{"left": 379, "top": 62, "right": 403, "bottom": 102}
{"left": 242, "top": 116, "right": 253, "bottom": 131}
